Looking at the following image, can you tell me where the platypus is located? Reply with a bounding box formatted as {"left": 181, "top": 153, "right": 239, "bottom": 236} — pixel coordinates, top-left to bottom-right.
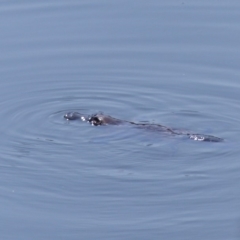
{"left": 64, "top": 112, "right": 223, "bottom": 142}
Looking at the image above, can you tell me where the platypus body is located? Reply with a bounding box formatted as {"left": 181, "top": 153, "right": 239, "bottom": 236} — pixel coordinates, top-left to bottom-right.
{"left": 64, "top": 112, "right": 223, "bottom": 142}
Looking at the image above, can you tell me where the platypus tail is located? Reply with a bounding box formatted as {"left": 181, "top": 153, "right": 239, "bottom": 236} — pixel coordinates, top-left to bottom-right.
{"left": 188, "top": 134, "right": 224, "bottom": 142}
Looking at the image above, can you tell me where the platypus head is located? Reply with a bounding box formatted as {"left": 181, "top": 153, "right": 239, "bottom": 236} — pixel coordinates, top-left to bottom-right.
{"left": 88, "top": 113, "right": 123, "bottom": 126}
{"left": 88, "top": 114, "right": 103, "bottom": 126}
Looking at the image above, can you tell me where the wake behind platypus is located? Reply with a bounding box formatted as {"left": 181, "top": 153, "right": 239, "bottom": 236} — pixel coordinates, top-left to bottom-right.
{"left": 64, "top": 112, "right": 224, "bottom": 143}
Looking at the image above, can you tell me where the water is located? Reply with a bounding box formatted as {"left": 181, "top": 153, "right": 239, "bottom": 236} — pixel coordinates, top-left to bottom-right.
{"left": 1, "top": 1, "right": 240, "bottom": 239}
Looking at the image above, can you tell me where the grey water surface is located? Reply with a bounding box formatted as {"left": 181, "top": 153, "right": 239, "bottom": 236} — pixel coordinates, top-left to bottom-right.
{"left": 1, "top": 1, "right": 240, "bottom": 239}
